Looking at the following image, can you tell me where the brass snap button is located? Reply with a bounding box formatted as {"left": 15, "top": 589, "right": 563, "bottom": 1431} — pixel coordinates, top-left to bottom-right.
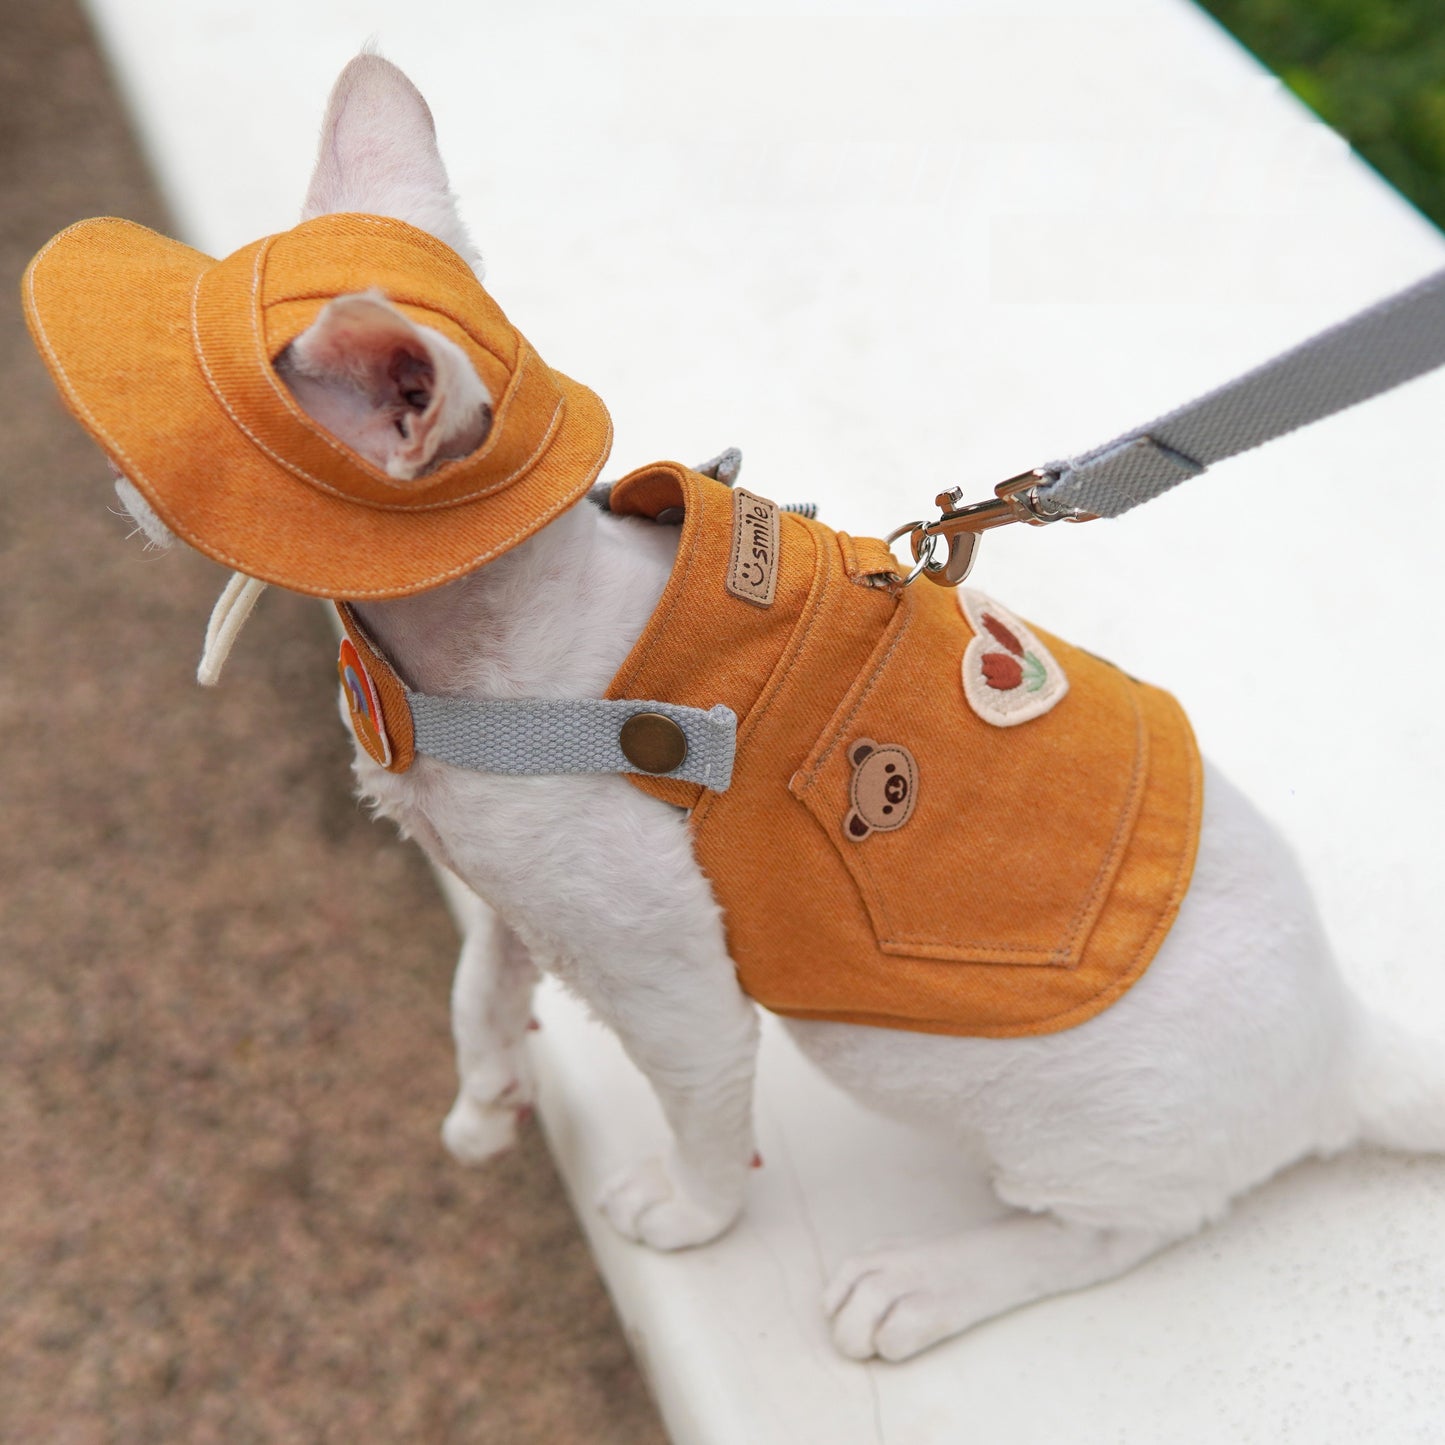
{"left": 619, "top": 712, "right": 688, "bottom": 774}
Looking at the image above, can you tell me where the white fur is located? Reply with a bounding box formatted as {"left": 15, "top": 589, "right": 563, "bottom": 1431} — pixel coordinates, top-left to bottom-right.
{"left": 147, "top": 54, "right": 1445, "bottom": 1361}
{"left": 300, "top": 50, "right": 480, "bottom": 268}
{"left": 111, "top": 465, "right": 175, "bottom": 550}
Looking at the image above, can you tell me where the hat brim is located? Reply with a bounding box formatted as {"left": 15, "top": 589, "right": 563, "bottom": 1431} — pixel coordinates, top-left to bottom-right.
{"left": 23, "top": 217, "right": 612, "bottom": 599}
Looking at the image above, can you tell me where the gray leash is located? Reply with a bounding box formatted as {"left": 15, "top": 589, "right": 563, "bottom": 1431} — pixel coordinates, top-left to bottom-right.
{"left": 893, "top": 264, "right": 1445, "bottom": 586}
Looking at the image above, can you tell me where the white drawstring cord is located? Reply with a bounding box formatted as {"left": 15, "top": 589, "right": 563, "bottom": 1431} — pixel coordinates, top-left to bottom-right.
{"left": 197, "top": 571, "right": 268, "bottom": 686}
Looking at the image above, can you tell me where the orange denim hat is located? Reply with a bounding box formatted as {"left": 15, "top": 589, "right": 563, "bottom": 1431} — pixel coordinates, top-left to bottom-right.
{"left": 21, "top": 212, "right": 612, "bottom": 599}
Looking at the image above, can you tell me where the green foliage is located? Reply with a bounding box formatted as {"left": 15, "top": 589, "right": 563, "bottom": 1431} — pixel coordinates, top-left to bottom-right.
{"left": 1197, "top": 0, "right": 1445, "bottom": 230}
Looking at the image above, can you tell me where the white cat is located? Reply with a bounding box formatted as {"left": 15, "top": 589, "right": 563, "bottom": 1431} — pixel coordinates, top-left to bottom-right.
{"left": 117, "top": 53, "right": 1445, "bottom": 1362}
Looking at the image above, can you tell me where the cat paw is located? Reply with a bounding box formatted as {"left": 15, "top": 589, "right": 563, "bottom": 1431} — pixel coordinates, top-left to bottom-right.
{"left": 597, "top": 1156, "right": 741, "bottom": 1251}
{"left": 823, "top": 1249, "right": 964, "bottom": 1362}
{"left": 440, "top": 1065, "right": 533, "bottom": 1165}
{"left": 442, "top": 1096, "right": 529, "bottom": 1164}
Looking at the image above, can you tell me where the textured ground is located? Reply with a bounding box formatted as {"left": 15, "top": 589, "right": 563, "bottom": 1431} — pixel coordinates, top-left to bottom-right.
{"left": 0, "top": 4, "right": 665, "bottom": 1440}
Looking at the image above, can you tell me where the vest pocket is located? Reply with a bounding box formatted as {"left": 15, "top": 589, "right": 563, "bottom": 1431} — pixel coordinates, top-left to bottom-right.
{"left": 787, "top": 583, "right": 1148, "bottom": 969}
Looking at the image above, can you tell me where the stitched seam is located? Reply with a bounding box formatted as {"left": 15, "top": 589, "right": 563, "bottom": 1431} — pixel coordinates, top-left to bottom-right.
{"left": 24, "top": 223, "right": 198, "bottom": 558}
{"left": 727, "top": 492, "right": 747, "bottom": 592}
{"left": 320, "top": 214, "right": 486, "bottom": 310}
{"left": 740, "top": 515, "right": 829, "bottom": 750}
{"left": 810, "top": 581, "right": 911, "bottom": 781}
{"left": 765, "top": 710, "right": 1197, "bottom": 1031}
{"left": 302, "top": 413, "right": 610, "bottom": 597}
{"left": 104, "top": 392, "right": 596, "bottom": 597}
{"left": 261, "top": 287, "right": 510, "bottom": 368}
{"left": 608, "top": 464, "right": 702, "bottom": 695}
{"left": 1110, "top": 695, "right": 1204, "bottom": 978}
{"left": 877, "top": 941, "right": 1081, "bottom": 959}
{"left": 191, "top": 238, "right": 346, "bottom": 494}
{"left": 1047, "top": 684, "right": 1147, "bottom": 961}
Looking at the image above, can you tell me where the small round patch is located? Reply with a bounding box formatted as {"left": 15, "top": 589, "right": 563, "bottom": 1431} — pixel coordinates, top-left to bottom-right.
{"left": 338, "top": 636, "right": 392, "bottom": 767}
{"left": 958, "top": 590, "right": 1068, "bottom": 727}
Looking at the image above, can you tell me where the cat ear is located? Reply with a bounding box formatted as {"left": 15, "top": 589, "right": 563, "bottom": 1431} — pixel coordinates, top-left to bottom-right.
{"left": 276, "top": 289, "right": 492, "bottom": 480}
{"left": 302, "top": 52, "right": 479, "bottom": 269}
{"left": 110, "top": 461, "right": 176, "bottom": 550}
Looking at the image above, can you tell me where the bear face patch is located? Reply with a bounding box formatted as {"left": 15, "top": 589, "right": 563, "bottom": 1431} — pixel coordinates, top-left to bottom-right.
{"left": 844, "top": 738, "right": 918, "bottom": 841}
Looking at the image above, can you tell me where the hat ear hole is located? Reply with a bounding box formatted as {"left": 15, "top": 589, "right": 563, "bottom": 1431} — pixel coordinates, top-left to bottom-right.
{"left": 276, "top": 290, "right": 492, "bottom": 481}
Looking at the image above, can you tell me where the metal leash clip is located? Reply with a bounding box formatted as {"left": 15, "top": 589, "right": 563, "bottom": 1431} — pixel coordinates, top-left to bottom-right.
{"left": 886, "top": 469, "right": 1099, "bottom": 587}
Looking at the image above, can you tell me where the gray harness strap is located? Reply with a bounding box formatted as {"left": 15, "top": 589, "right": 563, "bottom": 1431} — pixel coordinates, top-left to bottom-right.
{"left": 1038, "top": 265, "right": 1445, "bottom": 519}
{"left": 407, "top": 691, "right": 737, "bottom": 791}
{"left": 341, "top": 449, "right": 754, "bottom": 792}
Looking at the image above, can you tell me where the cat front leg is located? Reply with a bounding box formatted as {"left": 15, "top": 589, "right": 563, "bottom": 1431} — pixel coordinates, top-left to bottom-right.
{"left": 440, "top": 899, "right": 541, "bottom": 1164}
{"left": 577, "top": 907, "right": 761, "bottom": 1252}
{"left": 402, "top": 769, "right": 761, "bottom": 1251}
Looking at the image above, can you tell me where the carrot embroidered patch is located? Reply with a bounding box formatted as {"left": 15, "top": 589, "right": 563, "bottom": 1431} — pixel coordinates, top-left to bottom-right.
{"left": 959, "top": 590, "right": 1068, "bottom": 727}
{"left": 338, "top": 636, "right": 393, "bottom": 766}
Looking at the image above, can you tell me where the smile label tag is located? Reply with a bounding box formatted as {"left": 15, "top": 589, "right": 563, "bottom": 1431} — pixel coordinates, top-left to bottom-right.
{"left": 726, "top": 487, "right": 779, "bottom": 608}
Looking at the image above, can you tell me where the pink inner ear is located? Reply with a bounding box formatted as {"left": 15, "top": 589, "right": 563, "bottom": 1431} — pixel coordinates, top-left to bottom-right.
{"left": 296, "top": 293, "right": 428, "bottom": 392}
{"left": 390, "top": 349, "right": 433, "bottom": 413}
{"left": 278, "top": 289, "right": 492, "bottom": 479}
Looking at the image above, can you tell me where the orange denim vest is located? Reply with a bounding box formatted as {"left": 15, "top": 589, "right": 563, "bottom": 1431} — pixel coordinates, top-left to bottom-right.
{"left": 606, "top": 461, "right": 1203, "bottom": 1038}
